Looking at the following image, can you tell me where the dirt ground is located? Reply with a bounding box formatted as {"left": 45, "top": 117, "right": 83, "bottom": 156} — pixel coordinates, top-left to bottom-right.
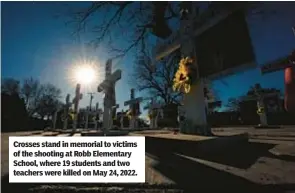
{"left": 1, "top": 128, "right": 295, "bottom": 193}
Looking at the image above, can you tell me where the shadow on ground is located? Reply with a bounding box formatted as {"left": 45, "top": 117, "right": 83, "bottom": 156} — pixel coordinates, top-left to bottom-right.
{"left": 145, "top": 136, "right": 295, "bottom": 193}
{"left": 2, "top": 135, "right": 295, "bottom": 193}
{"left": 145, "top": 136, "right": 275, "bottom": 169}
{"left": 80, "top": 131, "right": 129, "bottom": 136}
{"left": 268, "top": 154, "right": 295, "bottom": 162}
{"left": 1, "top": 174, "right": 183, "bottom": 193}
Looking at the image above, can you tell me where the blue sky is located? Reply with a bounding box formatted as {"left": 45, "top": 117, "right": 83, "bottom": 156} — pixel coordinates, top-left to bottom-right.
{"left": 1, "top": 2, "right": 295, "bottom": 115}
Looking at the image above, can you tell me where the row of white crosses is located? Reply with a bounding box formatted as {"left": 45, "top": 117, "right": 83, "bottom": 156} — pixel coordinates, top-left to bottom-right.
{"left": 52, "top": 94, "right": 71, "bottom": 130}
{"left": 59, "top": 84, "right": 83, "bottom": 131}
{"left": 55, "top": 60, "right": 120, "bottom": 132}
{"left": 97, "top": 59, "right": 121, "bottom": 132}
{"left": 84, "top": 102, "right": 103, "bottom": 130}
{"left": 124, "top": 89, "right": 143, "bottom": 129}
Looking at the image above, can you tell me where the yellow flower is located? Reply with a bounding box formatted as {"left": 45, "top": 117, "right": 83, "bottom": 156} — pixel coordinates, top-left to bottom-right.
{"left": 69, "top": 112, "right": 75, "bottom": 120}
{"left": 126, "top": 110, "right": 132, "bottom": 119}
{"left": 172, "top": 57, "right": 193, "bottom": 93}
{"left": 148, "top": 109, "right": 157, "bottom": 119}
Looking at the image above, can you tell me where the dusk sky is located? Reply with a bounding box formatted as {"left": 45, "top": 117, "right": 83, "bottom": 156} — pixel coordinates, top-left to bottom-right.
{"left": 1, "top": 2, "right": 295, "bottom": 115}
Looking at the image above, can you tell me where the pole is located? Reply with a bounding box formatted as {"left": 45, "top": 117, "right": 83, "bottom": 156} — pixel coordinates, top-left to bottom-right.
{"left": 88, "top": 93, "right": 94, "bottom": 111}
{"left": 52, "top": 110, "right": 58, "bottom": 130}
{"left": 85, "top": 109, "right": 89, "bottom": 130}
{"left": 73, "top": 84, "right": 82, "bottom": 131}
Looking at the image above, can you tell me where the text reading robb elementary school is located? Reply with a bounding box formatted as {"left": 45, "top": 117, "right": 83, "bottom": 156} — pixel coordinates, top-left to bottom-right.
{"left": 9, "top": 136, "right": 145, "bottom": 183}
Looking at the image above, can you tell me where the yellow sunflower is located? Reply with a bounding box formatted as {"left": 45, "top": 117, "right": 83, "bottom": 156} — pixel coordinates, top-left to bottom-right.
{"left": 257, "top": 106, "right": 265, "bottom": 115}
{"left": 148, "top": 109, "right": 157, "bottom": 120}
{"left": 173, "top": 57, "right": 193, "bottom": 93}
{"left": 126, "top": 109, "right": 133, "bottom": 120}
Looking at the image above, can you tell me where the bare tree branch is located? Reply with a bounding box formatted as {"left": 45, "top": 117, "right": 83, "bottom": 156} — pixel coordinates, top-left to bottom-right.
{"left": 65, "top": 2, "right": 180, "bottom": 59}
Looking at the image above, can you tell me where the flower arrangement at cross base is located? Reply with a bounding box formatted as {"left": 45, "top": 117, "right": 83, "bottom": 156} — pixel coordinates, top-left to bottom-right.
{"left": 126, "top": 110, "right": 133, "bottom": 120}
{"left": 257, "top": 106, "right": 265, "bottom": 115}
{"left": 173, "top": 56, "right": 197, "bottom": 94}
{"left": 147, "top": 109, "right": 157, "bottom": 120}
{"left": 126, "top": 108, "right": 140, "bottom": 120}
{"left": 68, "top": 109, "right": 75, "bottom": 121}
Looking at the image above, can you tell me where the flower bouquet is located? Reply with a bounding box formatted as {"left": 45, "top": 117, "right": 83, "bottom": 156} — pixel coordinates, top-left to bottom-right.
{"left": 173, "top": 57, "right": 196, "bottom": 94}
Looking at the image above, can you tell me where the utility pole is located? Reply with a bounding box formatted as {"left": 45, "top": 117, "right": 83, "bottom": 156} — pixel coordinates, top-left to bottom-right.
{"left": 88, "top": 93, "right": 95, "bottom": 111}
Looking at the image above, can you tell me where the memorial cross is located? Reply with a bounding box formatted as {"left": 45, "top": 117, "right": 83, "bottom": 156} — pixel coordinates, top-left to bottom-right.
{"left": 110, "top": 104, "right": 120, "bottom": 128}
{"left": 84, "top": 107, "right": 90, "bottom": 130}
{"left": 62, "top": 94, "right": 72, "bottom": 130}
{"left": 124, "top": 89, "right": 143, "bottom": 129}
{"left": 144, "top": 99, "right": 163, "bottom": 129}
{"left": 72, "top": 84, "right": 83, "bottom": 131}
{"left": 241, "top": 88, "right": 281, "bottom": 127}
{"left": 97, "top": 59, "right": 121, "bottom": 130}
{"left": 153, "top": 3, "right": 254, "bottom": 135}
{"left": 261, "top": 27, "right": 295, "bottom": 112}
{"left": 93, "top": 103, "right": 103, "bottom": 130}
{"left": 120, "top": 109, "right": 125, "bottom": 129}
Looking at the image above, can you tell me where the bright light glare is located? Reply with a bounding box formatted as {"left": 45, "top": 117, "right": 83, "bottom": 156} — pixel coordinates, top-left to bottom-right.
{"left": 74, "top": 65, "right": 96, "bottom": 85}
{"left": 66, "top": 58, "right": 104, "bottom": 93}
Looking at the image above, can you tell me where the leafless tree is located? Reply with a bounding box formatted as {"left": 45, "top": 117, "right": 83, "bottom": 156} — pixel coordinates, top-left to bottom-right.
{"left": 130, "top": 45, "right": 220, "bottom": 106}
{"left": 64, "top": 2, "right": 277, "bottom": 60}
{"left": 35, "top": 83, "right": 62, "bottom": 119}
{"left": 1, "top": 78, "right": 20, "bottom": 95}
{"left": 225, "top": 83, "right": 282, "bottom": 112}
{"left": 225, "top": 97, "right": 242, "bottom": 112}
{"left": 64, "top": 2, "right": 180, "bottom": 59}
{"left": 21, "top": 77, "right": 40, "bottom": 112}
{"left": 131, "top": 48, "right": 182, "bottom": 105}
{"left": 2, "top": 77, "right": 63, "bottom": 118}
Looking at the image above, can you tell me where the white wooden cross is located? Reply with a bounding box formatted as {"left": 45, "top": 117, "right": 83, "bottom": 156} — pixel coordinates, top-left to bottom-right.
{"left": 84, "top": 107, "right": 90, "bottom": 130}
{"left": 153, "top": 3, "right": 253, "bottom": 135}
{"left": 52, "top": 103, "right": 63, "bottom": 130}
{"left": 177, "top": 104, "right": 186, "bottom": 126}
{"left": 120, "top": 109, "right": 125, "bottom": 129}
{"left": 240, "top": 88, "right": 281, "bottom": 127}
{"left": 124, "top": 89, "right": 143, "bottom": 129}
{"left": 52, "top": 109, "right": 59, "bottom": 130}
{"left": 261, "top": 27, "right": 295, "bottom": 112}
{"left": 110, "top": 104, "right": 119, "bottom": 129}
{"left": 144, "top": 99, "right": 163, "bottom": 129}
{"left": 72, "top": 84, "right": 83, "bottom": 130}
{"left": 97, "top": 59, "right": 121, "bottom": 130}
{"left": 61, "top": 94, "right": 72, "bottom": 130}
{"left": 93, "top": 102, "right": 103, "bottom": 130}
